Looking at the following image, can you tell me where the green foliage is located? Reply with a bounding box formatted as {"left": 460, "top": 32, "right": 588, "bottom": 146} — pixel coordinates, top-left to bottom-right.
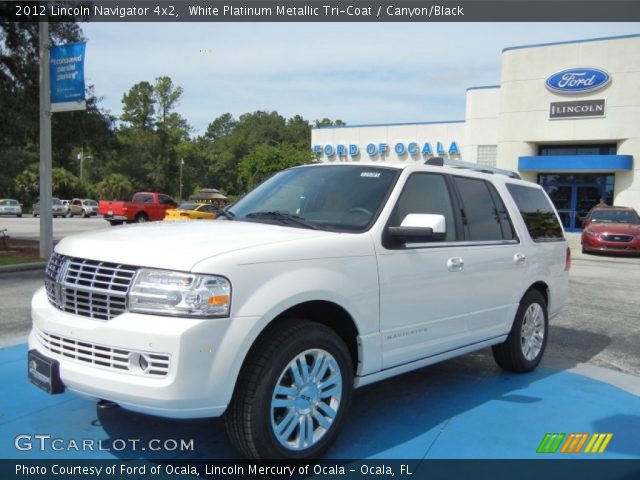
{"left": 1, "top": 22, "right": 344, "bottom": 201}
{"left": 239, "top": 144, "right": 310, "bottom": 191}
{"left": 0, "top": 21, "right": 116, "bottom": 197}
{"left": 95, "top": 174, "right": 134, "bottom": 201}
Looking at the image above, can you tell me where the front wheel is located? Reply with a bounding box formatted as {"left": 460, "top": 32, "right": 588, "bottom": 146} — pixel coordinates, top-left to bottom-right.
{"left": 225, "top": 319, "right": 353, "bottom": 459}
{"left": 492, "top": 290, "right": 548, "bottom": 373}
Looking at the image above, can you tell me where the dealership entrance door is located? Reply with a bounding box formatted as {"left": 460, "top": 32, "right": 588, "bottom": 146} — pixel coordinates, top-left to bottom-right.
{"left": 538, "top": 174, "right": 615, "bottom": 232}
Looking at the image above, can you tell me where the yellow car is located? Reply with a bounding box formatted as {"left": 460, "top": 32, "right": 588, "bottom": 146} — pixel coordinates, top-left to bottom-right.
{"left": 164, "top": 203, "right": 218, "bottom": 221}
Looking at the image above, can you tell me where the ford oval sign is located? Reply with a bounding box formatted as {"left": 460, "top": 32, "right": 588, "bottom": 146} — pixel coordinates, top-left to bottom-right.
{"left": 546, "top": 68, "right": 611, "bottom": 94}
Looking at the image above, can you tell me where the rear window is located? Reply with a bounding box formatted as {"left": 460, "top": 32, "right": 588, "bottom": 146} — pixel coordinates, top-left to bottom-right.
{"left": 506, "top": 184, "right": 564, "bottom": 242}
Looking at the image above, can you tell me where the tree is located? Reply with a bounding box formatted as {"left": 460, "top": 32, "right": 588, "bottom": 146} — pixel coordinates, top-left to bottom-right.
{"left": 0, "top": 21, "right": 116, "bottom": 197}
{"left": 239, "top": 144, "right": 310, "bottom": 191}
{"left": 118, "top": 76, "right": 190, "bottom": 195}
{"left": 120, "top": 81, "right": 155, "bottom": 130}
{"left": 314, "top": 118, "right": 346, "bottom": 127}
{"left": 95, "top": 174, "right": 134, "bottom": 200}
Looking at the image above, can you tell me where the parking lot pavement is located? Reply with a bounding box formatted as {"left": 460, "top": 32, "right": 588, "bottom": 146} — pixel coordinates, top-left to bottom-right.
{"left": 1, "top": 343, "right": 638, "bottom": 460}
{"left": 0, "top": 216, "right": 109, "bottom": 242}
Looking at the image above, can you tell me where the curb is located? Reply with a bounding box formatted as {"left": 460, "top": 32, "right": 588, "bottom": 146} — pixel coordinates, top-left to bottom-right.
{"left": 0, "top": 261, "right": 46, "bottom": 274}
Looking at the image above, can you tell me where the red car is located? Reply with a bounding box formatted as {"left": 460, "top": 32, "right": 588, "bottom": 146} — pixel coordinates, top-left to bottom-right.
{"left": 581, "top": 206, "right": 640, "bottom": 255}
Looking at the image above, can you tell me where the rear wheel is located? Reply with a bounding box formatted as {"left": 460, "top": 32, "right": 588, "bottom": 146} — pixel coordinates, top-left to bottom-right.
{"left": 492, "top": 290, "right": 548, "bottom": 373}
{"left": 225, "top": 319, "right": 353, "bottom": 459}
{"left": 134, "top": 213, "right": 148, "bottom": 223}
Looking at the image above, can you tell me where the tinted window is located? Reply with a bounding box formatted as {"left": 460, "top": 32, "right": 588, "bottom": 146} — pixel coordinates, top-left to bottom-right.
{"left": 506, "top": 184, "right": 564, "bottom": 242}
{"left": 133, "top": 193, "right": 153, "bottom": 203}
{"left": 390, "top": 173, "right": 456, "bottom": 242}
{"left": 158, "top": 194, "right": 174, "bottom": 205}
{"left": 454, "top": 177, "right": 514, "bottom": 242}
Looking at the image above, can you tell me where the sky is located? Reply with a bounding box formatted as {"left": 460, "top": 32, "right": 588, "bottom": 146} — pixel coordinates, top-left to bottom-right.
{"left": 80, "top": 22, "right": 640, "bottom": 136}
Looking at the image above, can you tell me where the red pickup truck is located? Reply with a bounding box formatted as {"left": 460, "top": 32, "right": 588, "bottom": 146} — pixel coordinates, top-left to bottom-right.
{"left": 99, "top": 192, "right": 178, "bottom": 226}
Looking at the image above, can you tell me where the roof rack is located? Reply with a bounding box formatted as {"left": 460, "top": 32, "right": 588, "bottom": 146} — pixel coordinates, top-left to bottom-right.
{"left": 425, "top": 157, "right": 521, "bottom": 179}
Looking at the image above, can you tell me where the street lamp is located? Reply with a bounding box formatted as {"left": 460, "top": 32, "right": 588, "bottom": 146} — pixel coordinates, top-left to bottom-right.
{"left": 179, "top": 158, "right": 184, "bottom": 201}
{"left": 77, "top": 151, "right": 92, "bottom": 181}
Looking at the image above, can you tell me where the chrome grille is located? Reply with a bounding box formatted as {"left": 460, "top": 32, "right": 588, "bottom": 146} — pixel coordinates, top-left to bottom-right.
{"left": 35, "top": 327, "right": 171, "bottom": 377}
{"left": 45, "top": 253, "right": 137, "bottom": 320}
{"left": 601, "top": 234, "right": 633, "bottom": 243}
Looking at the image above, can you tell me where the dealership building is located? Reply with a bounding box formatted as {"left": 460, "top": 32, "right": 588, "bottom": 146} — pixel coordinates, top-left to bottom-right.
{"left": 311, "top": 34, "right": 640, "bottom": 232}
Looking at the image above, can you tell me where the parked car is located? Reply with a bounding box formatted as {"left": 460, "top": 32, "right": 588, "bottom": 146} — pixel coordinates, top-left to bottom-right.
{"left": 0, "top": 198, "right": 22, "bottom": 217}
{"left": 60, "top": 200, "right": 70, "bottom": 216}
{"left": 68, "top": 198, "right": 99, "bottom": 218}
{"left": 164, "top": 202, "right": 218, "bottom": 221}
{"left": 32, "top": 197, "right": 66, "bottom": 218}
{"left": 581, "top": 206, "right": 640, "bottom": 255}
{"left": 29, "top": 160, "right": 570, "bottom": 459}
{"left": 98, "top": 192, "right": 178, "bottom": 226}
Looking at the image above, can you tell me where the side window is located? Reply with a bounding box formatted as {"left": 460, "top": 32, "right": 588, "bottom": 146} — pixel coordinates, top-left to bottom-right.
{"left": 391, "top": 173, "right": 456, "bottom": 242}
{"left": 158, "top": 194, "right": 174, "bottom": 205}
{"left": 132, "top": 193, "right": 151, "bottom": 203}
{"left": 506, "top": 184, "right": 564, "bottom": 242}
{"left": 453, "top": 177, "right": 515, "bottom": 242}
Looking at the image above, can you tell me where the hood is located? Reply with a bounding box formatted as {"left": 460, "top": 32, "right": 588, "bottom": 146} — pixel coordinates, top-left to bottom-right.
{"left": 587, "top": 222, "right": 640, "bottom": 235}
{"left": 55, "top": 220, "right": 334, "bottom": 271}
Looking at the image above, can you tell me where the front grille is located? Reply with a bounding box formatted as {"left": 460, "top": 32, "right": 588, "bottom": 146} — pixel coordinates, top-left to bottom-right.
{"left": 601, "top": 234, "right": 633, "bottom": 243}
{"left": 45, "top": 253, "right": 137, "bottom": 320}
{"left": 35, "top": 327, "right": 171, "bottom": 376}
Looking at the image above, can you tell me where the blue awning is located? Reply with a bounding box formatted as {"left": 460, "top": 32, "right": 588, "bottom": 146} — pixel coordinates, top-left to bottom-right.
{"left": 518, "top": 155, "right": 633, "bottom": 171}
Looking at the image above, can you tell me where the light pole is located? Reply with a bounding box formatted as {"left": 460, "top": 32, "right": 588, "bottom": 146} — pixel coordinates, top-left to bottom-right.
{"left": 179, "top": 158, "right": 184, "bottom": 201}
{"left": 77, "top": 151, "right": 92, "bottom": 181}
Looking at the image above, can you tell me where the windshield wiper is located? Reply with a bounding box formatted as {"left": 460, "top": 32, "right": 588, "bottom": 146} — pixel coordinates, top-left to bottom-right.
{"left": 217, "top": 207, "right": 235, "bottom": 220}
{"left": 245, "top": 211, "right": 319, "bottom": 230}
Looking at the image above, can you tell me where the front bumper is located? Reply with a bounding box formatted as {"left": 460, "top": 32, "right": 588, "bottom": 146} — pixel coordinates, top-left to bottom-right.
{"left": 29, "top": 287, "right": 263, "bottom": 418}
{"left": 582, "top": 235, "right": 640, "bottom": 254}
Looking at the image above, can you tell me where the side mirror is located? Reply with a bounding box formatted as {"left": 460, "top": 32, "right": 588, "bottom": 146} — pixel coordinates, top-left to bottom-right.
{"left": 388, "top": 214, "right": 446, "bottom": 243}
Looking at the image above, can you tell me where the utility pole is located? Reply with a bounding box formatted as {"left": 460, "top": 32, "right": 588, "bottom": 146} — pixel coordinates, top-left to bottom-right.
{"left": 179, "top": 158, "right": 184, "bottom": 201}
{"left": 39, "top": 21, "right": 53, "bottom": 260}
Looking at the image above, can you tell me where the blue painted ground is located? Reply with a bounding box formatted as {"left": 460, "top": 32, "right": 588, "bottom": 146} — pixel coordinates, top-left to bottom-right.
{"left": 1, "top": 344, "right": 638, "bottom": 460}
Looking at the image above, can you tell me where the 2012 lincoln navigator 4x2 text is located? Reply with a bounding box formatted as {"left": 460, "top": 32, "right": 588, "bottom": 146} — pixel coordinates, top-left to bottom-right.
{"left": 28, "top": 159, "right": 570, "bottom": 459}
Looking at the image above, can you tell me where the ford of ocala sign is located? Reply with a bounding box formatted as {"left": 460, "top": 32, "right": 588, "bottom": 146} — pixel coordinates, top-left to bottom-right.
{"left": 545, "top": 68, "right": 611, "bottom": 94}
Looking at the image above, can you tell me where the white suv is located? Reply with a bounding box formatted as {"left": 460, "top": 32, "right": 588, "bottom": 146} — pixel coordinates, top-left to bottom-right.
{"left": 28, "top": 160, "right": 569, "bottom": 459}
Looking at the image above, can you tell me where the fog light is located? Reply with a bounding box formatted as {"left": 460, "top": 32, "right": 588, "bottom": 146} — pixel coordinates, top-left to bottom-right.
{"left": 139, "top": 354, "right": 149, "bottom": 372}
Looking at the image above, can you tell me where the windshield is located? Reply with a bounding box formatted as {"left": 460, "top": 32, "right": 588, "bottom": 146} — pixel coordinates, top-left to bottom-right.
{"left": 228, "top": 165, "right": 399, "bottom": 232}
{"left": 591, "top": 209, "right": 640, "bottom": 224}
{"left": 1, "top": 199, "right": 18, "bottom": 206}
{"left": 177, "top": 203, "right": 199, "bottom": 211}
{"left": 52, "top": 198, "right": 61, "bottom": 205}
{"left": 83, "top": 199, "right": 97, "bottom": 206}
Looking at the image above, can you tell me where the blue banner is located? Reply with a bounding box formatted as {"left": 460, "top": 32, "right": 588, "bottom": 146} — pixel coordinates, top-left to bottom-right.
{"left": 49, "top": 42, "right": 86, "bottom": 110}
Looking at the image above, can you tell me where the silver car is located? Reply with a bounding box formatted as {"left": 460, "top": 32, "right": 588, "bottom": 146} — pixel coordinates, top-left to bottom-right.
{"left": 68, "top": 198, "right": 99, "bottom": 218}
{"left": 0, "top": 199, "right": 22, "bottom": 217}
{"left": 33, "top": 198, "right": 67, "bottom": 218}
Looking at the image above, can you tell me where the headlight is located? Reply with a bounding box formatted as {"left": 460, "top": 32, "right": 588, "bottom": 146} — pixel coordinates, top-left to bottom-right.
{"left": 128, "top": 269, "right": 231, "bottom": 318}
{"left": 584, "top": 229, "right": 599, "bottom": 238}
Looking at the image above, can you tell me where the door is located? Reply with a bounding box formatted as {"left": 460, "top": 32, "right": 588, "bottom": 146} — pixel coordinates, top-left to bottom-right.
{"left": 546, "top": 184, "right": 604, "bottom": 231}
{"left": 574, "top": 185, "right": 602, "bottom": 230}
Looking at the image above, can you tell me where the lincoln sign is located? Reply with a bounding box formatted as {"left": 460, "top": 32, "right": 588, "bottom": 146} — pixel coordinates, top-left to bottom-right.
{"left": 549, "top": 99, "right": 606, "bottom": 119}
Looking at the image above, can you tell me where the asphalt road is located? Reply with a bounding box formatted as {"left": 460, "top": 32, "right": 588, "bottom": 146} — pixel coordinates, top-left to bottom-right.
{"left": 0, "top": 215, "right": 109, "bottom": 242}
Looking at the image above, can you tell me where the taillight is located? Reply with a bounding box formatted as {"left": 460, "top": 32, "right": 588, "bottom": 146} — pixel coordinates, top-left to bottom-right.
{"left": 565, "top": 246, "right": 571, "bottom": 271}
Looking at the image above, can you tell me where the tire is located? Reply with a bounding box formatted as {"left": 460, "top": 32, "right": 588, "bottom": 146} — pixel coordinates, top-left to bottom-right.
{"left": 17, "top": 214, "right": 22, "bottom": 218}
{"left": 134, "top": 213, "right": 148, "bottom": 223}
{"left": 492, "top": 290, "right": 548, "bottom": 373}
{"left": 83, "top": 210, "right": 89, "bottom": 218}
{"left": 225, "top": 319, "right": 353, "bottom": 459}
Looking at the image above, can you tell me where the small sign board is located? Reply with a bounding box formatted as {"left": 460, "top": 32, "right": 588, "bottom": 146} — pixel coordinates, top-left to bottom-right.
{"left": 549, "top": 99, "right": 605, "bottom": 119}
{"left": 50, "top": 42, "right": 86, "bottom": 112}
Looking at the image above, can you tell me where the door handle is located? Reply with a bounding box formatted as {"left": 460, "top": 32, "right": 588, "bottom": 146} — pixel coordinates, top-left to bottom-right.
{"left": 447, "top": 257, "right": 464, "bottom": 272}
{"left": 514, "top": 252, "right": 526, "bottom": 265}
